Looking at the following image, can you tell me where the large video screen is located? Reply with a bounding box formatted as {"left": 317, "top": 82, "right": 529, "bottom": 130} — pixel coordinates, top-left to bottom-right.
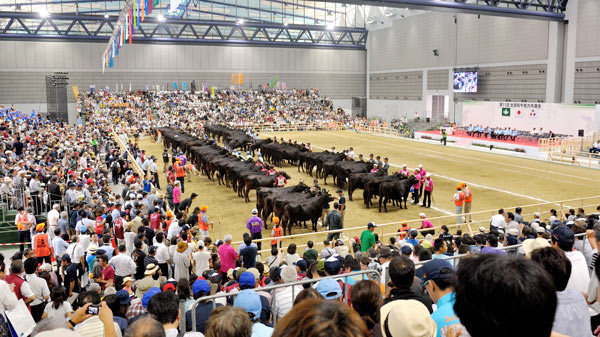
{"left": 453, "top": 71, "right": 478, "bottom": 93}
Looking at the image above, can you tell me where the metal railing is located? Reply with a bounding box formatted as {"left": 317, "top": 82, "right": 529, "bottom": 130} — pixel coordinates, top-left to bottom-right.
{"left": 186, "top": 269, "right": 380, "bottom": 332}
{"left": 229, "top": 195, "right": 600, "bottom": 255}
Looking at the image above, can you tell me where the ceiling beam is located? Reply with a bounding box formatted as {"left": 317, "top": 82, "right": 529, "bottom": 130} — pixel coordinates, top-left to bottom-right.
{"left": 312, "top": 0, "right": 565, "bottom": 21}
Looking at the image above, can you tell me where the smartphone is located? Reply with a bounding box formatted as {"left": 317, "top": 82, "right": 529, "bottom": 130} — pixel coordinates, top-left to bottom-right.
{"left": 87, "top": 304, "right": 100, "bottom": 315}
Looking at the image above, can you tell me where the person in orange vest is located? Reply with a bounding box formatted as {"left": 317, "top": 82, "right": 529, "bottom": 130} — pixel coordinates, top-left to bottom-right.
{"left": 462, "top": 182, "right": 473, "bottom": 223}
{"left": 452, "top": 185, "right": 465, "bottom": 224}
{"left": 273, "top": 172, "right": 287, "bottom": 188}
{"left": 398, "top": 220, "right": 410, "bottom": 240}
{"left": 174, "top": 159, "right": 186, "bottom": 193}
{"left": 198, "top": 205, "right": 213, "bottom": 240}
{"left": 15, "top": 206, "right": 35, "bottom": 252}
{"left": 271, "top": 216, "right": 283, "bottom": 249}
{"left": 33, "top": 223, "right": 53, "bottom": 264}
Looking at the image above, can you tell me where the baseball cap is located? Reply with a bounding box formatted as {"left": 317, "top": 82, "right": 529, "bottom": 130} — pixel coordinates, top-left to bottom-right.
{"left": 401, "top": 245, "right": 413, "bottom": 255}
{"left": 251, "top": 208, "right": 258, "bottom": 214}
{"left": 380, "top": 300, "right": 436, "bottom": 337}
{"left": 368, "top": 222, "right": 377, "bottom": 229}
{"left": 552, "top": 225, "right": 575, "bottom": 246}
{"left": 294, "top": 259, "right": 308, "bottom": 271}
{"left": 192, "top": 279, "right": 210, "bottom": 296}
{"left": 116, "top": 290, "right": 131, "bottom": 305}
{"left": 536, "top": 226, "right": 546, "bottom": 234}
{"left": 316, "top": 278, "right": 342, "bottom": 300}
{"left": 522, "top": 238, "right": 551, "bottom": 258}
{"left": 142, "top": 287, "right": 161, "bottom": 308}
{"left": 416, "top": 259, "right": 455, "bottom": 283}
{"left": 379, "top": 246, "right": 392, "bottom": 258}
{"left": 324, "top": 256, "right": 342, "bottom": 275}
{"left": 233, "top": 289, "right": 262, "bottom": 320}
{"left": 239, "top": 272, "right": 256, "bottom": 288}
{"left": 163, "top": 283, "right": 176, "bottom": 292}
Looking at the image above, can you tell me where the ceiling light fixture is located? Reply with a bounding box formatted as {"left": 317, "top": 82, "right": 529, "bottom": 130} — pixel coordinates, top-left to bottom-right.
{"left": 157, "top": 14, "right": 165, "bottom": 22}
{"left": 283, "top": 22, "right": 288, "bottom": 26}
{"left": 237, "top": 19, "right": 245, "bottom": 25}
{"left": 326, "top": 22, "right": 335, "bottom": 30}
{"left": 39, "top": 8, "right": 49, "bottom": 18}
{"left": 104, "top": 14, "right": 109, "bottom": 19}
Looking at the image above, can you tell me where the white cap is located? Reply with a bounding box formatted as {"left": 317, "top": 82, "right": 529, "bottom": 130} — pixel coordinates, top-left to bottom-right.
{"left": 251, "top": 208, "right": 258, "bottom": 214}
{"left": 418, "top": 213, "right": 426, "bottom": 217}
{"left": 534, "top": 212, "right": 541, "bottom": 218}
{"left": 418, "top": 164, "right": 423, "bottom": 168}
{"left": 401, "top": 164, "right": 407, "bottom": 167}
{"left": 425, "top": 173, "right": 430, "bottom": 177}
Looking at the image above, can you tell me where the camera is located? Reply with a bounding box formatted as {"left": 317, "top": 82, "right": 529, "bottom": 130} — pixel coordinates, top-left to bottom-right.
{"left": 87, "top": 304, "right": 100, "bottom": 315}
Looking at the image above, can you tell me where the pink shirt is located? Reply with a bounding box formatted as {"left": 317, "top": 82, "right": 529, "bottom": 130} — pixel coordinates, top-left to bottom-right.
{"left": 218, "top": 243, "right": 237, "bottom": 273}
{"left": 421, "top": 219, "right": 434, "bottom": 229}
{"left": 424, "top": 178, "right": 434, "bottom": 192}
{"left": 173, "top": 186, "right": 181, "bottom": 203}
{"left": 420, "top": 169, "right": 427, "bottom": 177}
{"left": 412, "top": 174, "right": 422, "bottom": 189}
{"left": 400, "top": 169, "right": 410, "bottom": 177}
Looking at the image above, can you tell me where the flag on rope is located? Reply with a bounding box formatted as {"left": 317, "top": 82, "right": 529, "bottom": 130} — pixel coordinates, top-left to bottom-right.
{"left": 129, "top": 4, "right": 133, "bottom": 44}
{"left": 141, "top": 0, "right": 145, "bottom": 22}
{"left": 133, "top": 0, "right": 137, "bottom": 29}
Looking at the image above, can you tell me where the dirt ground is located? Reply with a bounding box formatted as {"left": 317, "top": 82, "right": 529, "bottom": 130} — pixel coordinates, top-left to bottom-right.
{"left": 139, "top": 130, "right": 600, "bottom": 253}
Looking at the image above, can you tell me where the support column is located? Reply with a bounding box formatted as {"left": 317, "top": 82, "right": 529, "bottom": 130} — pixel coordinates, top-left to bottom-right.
{"left": 563, "top": 0, "right": 579, "bottom": 103}
{"left": 546, "top": 21, "right": 565, "bottom": 103}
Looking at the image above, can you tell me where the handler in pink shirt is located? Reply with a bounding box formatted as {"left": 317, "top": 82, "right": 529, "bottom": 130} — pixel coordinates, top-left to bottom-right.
{"left": 412, "top": 169, "right": 422, "bottom": 205}
{"left": 421, "top": 173, "right": 433, "bottom": 208}
{"left": 399, "top": 164, "right": 410, "bottom": 177}
{"left": 218, "top": 234, "right": 238, "bottom": 276}
{"left": 173, "top": 180, "right": 182, "bottom": 210}
{"left": 419, "top": 212, "right": 435, "bottom": 236}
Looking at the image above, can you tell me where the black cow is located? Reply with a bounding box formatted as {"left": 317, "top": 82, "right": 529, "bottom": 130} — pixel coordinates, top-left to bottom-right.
{"left": 378, "top": 175, "right": 418, "bottom": 212}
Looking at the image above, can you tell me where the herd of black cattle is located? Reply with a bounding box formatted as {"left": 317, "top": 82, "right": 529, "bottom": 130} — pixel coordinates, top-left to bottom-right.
{"left": 159, "top": 126, "right": 417, "bottom": 235}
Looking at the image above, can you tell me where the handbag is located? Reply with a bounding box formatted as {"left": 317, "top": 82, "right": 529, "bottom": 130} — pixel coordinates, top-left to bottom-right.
{"left": 5, "top": 300, "right": 35, "bottom": 337}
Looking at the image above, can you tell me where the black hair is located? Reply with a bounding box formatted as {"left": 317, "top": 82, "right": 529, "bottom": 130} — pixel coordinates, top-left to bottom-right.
{"left": 507, "top": 212, "right": 514, "bottom": 220}
{"left": 530, "top": 247, "right": 571, "bottom": 291}
{"left": 156, "top": 232, "right": 164, "bottom": 243}
{"left": 271, "top": 247, "right": 278, "bottom": 256}
{"left": 515, "top": 207, "right": 522, "bottom": 214}
{"left": 454, "top": 254, "right": 556, "bottom": 337}
{"left": 97, "top": 254, "right": 109, "bottom": 264}
{"left": 433, "top": 238, "right": 446, "bottom": 252}
{"left": 10, "top": 260, "right": 23, "bottom": 274}
{"left": 134, "top": 238, "right": 143, "bottom": 249}
{"left": 256, "top": 262, "right": 264, "bottom": 275}
{"left": 388, "top": 256, "right": 415, "bottom": 290}
{"left": 287, "top": 243, "right": 297, "bottom": 255}
{"left": 441, "top": 225, "right": 449, "bottom": 233}
{"left": 50, "top": 286, "right": 67, "bottom": 310}
{"left": 487, "top": 234, "right": 498, "bottom": 247}
{"left": 147, "top": 291, "right": 180, "bottom": 325}
{"left": 79, "top": 291, "right": 101, "bottom": 305}
{"left": 458, "top": 244, "right": 470, "bottom": 255}
{"left": 244, "top": 236, "right": 252, "bottom": 246}
{"left": 418, "top": 249, "right": 432, "bottom": 261}
{"left": 104, "top": 294, "right": 121, "bottom": 317}
{"left": 191, "top": 193, "right": 198, "bottom": 198}
{"left": 307, "top": 241, "right": 314, "bottom": 248}
{"left": 24, "top": 257, "right": 38, "bottom": 274}
{"left": 343, "top": 256, "right": 360, "bottom": 271}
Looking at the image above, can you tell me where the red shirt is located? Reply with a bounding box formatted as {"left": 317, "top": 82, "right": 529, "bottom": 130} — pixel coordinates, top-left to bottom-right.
{"left": 113, "top": 218, "right": 124, "bottom": 240}
{"left": 101, "top": 265, "right": 115, "bottom": 290}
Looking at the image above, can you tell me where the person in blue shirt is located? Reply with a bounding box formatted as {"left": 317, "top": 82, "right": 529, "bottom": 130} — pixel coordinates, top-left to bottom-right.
{"left": 405, "top": 229, "right": 420, "bottom": 246}
{"left": 142, "top": 176, "right": 153, "bottom": 193}
{"left": 420, "top": 259, "right": 460, "bottom": 337}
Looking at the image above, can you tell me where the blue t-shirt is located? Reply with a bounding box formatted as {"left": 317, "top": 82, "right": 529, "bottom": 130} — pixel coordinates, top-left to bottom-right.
{"left": 431, "top": 292, "right": 460, "bottom": 337}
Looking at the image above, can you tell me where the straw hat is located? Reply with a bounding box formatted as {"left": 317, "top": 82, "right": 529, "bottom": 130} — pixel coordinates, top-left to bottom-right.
{"left": 144, "top": 263, "right": 159, "bottom": 276}
{"left": 177, "top": 241, "right": 189, "bottom": 253}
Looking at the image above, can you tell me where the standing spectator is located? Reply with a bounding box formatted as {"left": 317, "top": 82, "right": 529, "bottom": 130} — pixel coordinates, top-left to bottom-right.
{"left": 219, "top": 234, "right": 238, "bottom": 277}
{"left": 24, "top": 257, "right": 50, "bottom": 322}
{"left": 5, "top": 260, "right": 35, "bottom": 308}
{"left": 271, "top": 217, "right": 283, "bottom": 249}
{"left": 360, "top": 222, "right": 377, "bottom": 252}
{"left": 198, "top": 205, "right": 213, "bottom": 240}
{"left": 135, "top": 264, "right": 161, "bottom": 299}
{"left": 172, "top": 181, "right": 182, "bottom": 211}
{"left": 94, "top": 254, "right": 115, "bottom": 290}
{"left": 173, "top": 241, "right": 191, "bottom": 281}
{"left": 61, "top": 254, "right": 80, "bottom": 302}
{"left": 33, "top": 223, "right": 53, "bottom": 264}
{"left": 239, "top": 235, "right": 258, "bottom": 269}
{"left": 461, "top": 182, "right": 473, "bottom": 223}
{"left": 154, "top": 232, "right": 171, "bottom": 277}
{"left": 109, "top": 245, "right": 135, "bottom": 290}
{"left": 52, "top": 228, "right": 69, "bottom": 265}
{"left": 246, "top": 209, "right": 264, "bottom": 251}
{"left": 336, "top": 189, "right": 347, "bottom": 224}
{"left": 192, "top": 241, "right": 210, "bottom": 276}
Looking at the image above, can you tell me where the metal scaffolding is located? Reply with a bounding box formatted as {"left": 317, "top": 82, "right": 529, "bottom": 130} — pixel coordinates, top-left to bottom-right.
{"left": 0, "top": 11, "right": 367, "bottom": 49}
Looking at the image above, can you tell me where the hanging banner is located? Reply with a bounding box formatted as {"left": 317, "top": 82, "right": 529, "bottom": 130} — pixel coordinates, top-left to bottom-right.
{"left": 211, "top": 86, "right": 215, "bottom": 98}
{"left": 231, "top": 74, "right": 235, "bottom": 85}
{"left": 237, "top": 73, "right": 244, "bottom": 85}
{"left": 182, "top": 82, "right": 187, "bottom": 91}
{"left": 173, "top": 82, "right": 178, "bottom": 90}
{"left": 72, "top": 86, "right": 80, "bottom": 99}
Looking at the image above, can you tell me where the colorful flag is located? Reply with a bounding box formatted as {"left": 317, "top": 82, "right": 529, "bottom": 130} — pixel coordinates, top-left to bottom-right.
{"left": 529, "top": 109, "right": 538, "bottom": 118}
{"left": 501, "top": 107, "right": 510, "bottom": 117}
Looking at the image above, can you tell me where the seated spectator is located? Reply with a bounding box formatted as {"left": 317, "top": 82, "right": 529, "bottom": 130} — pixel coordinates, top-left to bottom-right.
{"left": 551, "top": 225, "right": 590, "bottom": 293}
{"left": 419, "top": 260, "right": 460, "bottom": 337}
{"left": 147, "top": 290, "right": 204, "bottom": 337}
{"left": 272, "top": 298, "right": 369, "bottom": 337}
{"left": 42, "top": 286, "right": 73, "bottom": 320}
{"left": 454, "top": 254, "right": 557, "bottom": 337}
{"left": 350, "top": 280, "right": 382, "bottom": 337}
{"left": 379, "top": 299, "right": 436, "bottom": 337}
{"left": 233, "top": 289, "right": 274, "bottom": 337}
{"left": 198, "top": 308, "right": 249, "bottom": 337}
{"left": 293, "top": 288, "right": 324, "bottom": 306}
{"left": 303, "top": 241, "right": 318, "bottom": 263}
{"left": 530, "top": 247, "right": 593, "bottom": 337}
{"left": 124, "top": 315, "right": 165, "bottom": 337}
{"left": 383, "top": 256, "right": 433, "bottom": 313}
{"left": 186, "top": 279, "right": 222, "bottom": 333}
{"left": 272, "top": 266, "right": 302, "bottom": 320}
{"left": 431, "top": 238, "right": 447, "bottom": 260}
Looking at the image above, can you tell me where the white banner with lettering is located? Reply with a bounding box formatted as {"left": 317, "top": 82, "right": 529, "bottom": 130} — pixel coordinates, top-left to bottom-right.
{"left": 461, "top": 101, "right": 598, "bottom": 136}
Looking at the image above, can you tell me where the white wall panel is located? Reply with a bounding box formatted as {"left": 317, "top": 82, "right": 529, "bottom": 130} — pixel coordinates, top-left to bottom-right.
{"left": 576, "top": 0, "right": 600, "bottom": 58}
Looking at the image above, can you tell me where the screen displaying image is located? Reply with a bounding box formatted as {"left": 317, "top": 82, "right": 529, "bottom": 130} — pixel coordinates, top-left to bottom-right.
{"left": 453, "top": 71, "right": 478, "bottom": 93}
